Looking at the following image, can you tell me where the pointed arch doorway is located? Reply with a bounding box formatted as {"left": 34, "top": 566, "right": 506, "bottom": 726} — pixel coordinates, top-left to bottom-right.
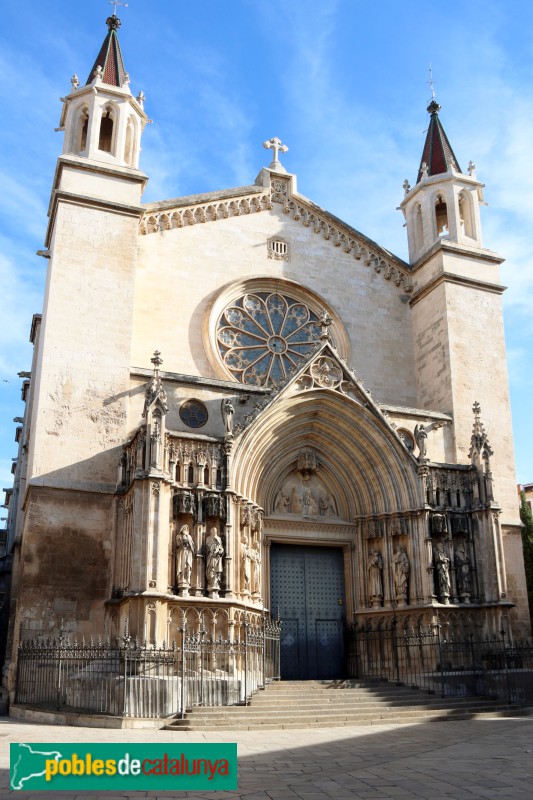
{"left": 270, "top": 543, "right": 346, "bottom": 680}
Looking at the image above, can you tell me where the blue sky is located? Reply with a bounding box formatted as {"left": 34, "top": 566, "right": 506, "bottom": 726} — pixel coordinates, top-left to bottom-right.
{"left": 1, "top": 0, "right": 532, "bottom": 498}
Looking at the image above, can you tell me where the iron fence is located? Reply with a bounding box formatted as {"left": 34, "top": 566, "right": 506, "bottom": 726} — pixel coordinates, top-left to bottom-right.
{"left": 15, "top": 612, "right": 281, "bottom": 719}
{"left": 348, "top": 619, "right": 533, "bottom": 704}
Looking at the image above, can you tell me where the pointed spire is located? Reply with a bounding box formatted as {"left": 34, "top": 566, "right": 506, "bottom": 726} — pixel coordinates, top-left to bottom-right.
{"left": 86, "top": 15, "right": 127, "bottom": 87}
{"left": 143, "top": 351, "right": 168, "bottom": 417}
{"left": 416, "top": 99, "right": 462, "bottom": 183}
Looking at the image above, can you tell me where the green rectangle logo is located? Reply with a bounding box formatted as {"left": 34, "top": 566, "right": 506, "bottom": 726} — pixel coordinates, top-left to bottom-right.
{"left": 10, "top": 742, "right": 237, "bottom": 791}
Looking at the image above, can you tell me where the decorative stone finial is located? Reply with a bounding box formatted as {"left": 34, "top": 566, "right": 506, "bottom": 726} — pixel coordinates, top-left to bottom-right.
{"left": 468, "top": 160, "right": 476, "bottom": 176}
{"left": 93, "top": 64, "right": 103, "bottom": 82}
{"left": 403, "top": 179, "right": 411, "bottom": 195}
{"left": 427, "top": 99, "right": 441, "bottom": 115}
{"left": 263, "top": 137, "right": 289, "bottom": 173}
{"left": 136, "top": 90, "right": 145, "bottom": 107}
{"left": 143, "top": 351, "right": 168, "bottom": 417}
{"left": 108, "top": 1, "right": 127, "bottom": 28}
{"left": 70, "top": 74, "right": 79, "bottom": 90}
{"left": 420, "top": 161, "right": 428, "bottom": 178}
{"left": 151, "top": 350, "right": 163, "bottom": 370}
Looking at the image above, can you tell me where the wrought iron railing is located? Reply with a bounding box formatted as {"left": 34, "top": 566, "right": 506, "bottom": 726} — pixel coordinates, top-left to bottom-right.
{"left": 15, "top": 612, "right": 281, "bottom": 720}
{"left": 347, "top": 619, "right": 533, "bottom": 704}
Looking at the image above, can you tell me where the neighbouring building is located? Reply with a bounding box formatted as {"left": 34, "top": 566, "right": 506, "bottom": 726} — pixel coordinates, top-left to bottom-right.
{"left": 2, "top": 14, "right": 530, "bottom": 702}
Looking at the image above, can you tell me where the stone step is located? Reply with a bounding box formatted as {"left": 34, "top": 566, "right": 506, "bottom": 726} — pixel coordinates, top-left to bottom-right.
{"left": 166, "top": 705, "right": 529, "bottom": 731}
{"left": 184, "top": 700, "right": 505, "bottom": 716}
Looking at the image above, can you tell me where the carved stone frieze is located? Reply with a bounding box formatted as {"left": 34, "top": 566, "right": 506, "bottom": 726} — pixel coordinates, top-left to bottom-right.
{"left": 140, "top": 193, "right": 272, "bottom": 235}
{"left": 273, "top": 473, "right": 338, "bottom": 519}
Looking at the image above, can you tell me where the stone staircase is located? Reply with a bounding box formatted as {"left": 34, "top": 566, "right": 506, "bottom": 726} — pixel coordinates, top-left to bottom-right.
{"left": 165, "top": 679, "right": 531, "bottom": 731}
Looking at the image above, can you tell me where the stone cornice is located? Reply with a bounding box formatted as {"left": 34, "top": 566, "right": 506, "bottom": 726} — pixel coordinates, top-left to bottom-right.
{"left": 410, "top": 238, "right": 504, "bottom": 273}
{"left": 140, "top": 189, "right": 272, "bottom": 234}
{"left": 131, "top": 367, "right": 270, "bottom": 395}
{"left": 409, "top": 271, "right": 506, "bottom": 307}
{"left": 46, "top": 190, "right": 145, "bottom": 248}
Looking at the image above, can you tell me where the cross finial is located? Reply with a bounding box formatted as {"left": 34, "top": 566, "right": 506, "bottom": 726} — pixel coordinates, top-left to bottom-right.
{"left": 151, "top": 350, "right": 163, "bottom": 371}
{"left": 263, "top": 137, "right": 289, "bottom": 173}
{"left": 110, "top": 0, "right": 128, "bottom": 15}
{"left": 428, "top": 63, "right": 436, "bottom": 101}
{"left": 473, "top": 400, "right": 481, "bottom": 417}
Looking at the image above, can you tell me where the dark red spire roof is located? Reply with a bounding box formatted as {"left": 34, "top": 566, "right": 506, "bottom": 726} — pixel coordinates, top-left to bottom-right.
{"left": 417, "top": 100, "right": 461, "bottom": 183}
{"left": 86, "top": 16, "right": 127, "bottom": 87}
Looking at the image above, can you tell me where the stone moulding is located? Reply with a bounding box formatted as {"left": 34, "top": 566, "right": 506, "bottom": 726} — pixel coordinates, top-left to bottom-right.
{"left": 139, "top": 192, "right": 272, "bottom": 234}
{"left": 139, "top": 176, "right": 414, "bottom": 293}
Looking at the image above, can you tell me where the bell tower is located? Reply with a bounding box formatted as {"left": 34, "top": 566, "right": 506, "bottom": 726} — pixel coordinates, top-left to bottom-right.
{"left": 401, "top": 99, "right": 485, "bottom": 262}
{"left": 401, "top": 95, "right": 525, "bottom": 628}
{"left": 26, "top": 13, "right": 149, "bottom": 490}
{"left": 58, "top": 14, "right": 148, "bottom": 171}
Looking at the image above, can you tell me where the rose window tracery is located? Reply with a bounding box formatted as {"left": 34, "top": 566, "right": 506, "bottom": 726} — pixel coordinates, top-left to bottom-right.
{"left": 217, "top": 292, "right": 327, "bottom": 386}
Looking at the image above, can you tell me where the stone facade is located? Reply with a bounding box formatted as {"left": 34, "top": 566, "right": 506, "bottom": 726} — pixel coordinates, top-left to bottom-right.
{"left": 1, "top": 17, "right": 530, "bottom": 702}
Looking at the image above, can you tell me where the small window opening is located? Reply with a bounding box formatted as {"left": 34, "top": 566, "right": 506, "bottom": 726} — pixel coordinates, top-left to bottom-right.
{"left": 99, "top": 109, "right": 114, "bottom": 153}
{"left": 175, "top": 463, "right": 181, "bottom": 483}
{"left": 435, "top": 198, "right": 448, "bottom": 236}
{"left": 216, "top": 467, "right": 222, "bottom": 489}
{"left": 456, "top": 490, "right": 461, "bottom": 508}
{"left": 187, "top": 464, "right": 194, "bottom": 484}
{"left": 203, "top": 466, "right": 209, "bottom": 486}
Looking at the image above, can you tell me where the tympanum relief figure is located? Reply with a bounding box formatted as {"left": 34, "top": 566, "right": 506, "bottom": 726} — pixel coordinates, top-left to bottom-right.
{"left": 273, "top": 476, "right": 338, "bottom": 518}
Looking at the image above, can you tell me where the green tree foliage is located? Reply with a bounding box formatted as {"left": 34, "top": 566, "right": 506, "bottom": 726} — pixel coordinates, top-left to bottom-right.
{"left": 519, "top": 491, "right": 533, "bottom": 630}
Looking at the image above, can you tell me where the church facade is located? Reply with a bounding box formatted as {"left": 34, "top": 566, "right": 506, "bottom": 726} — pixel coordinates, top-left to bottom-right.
{"left": 2, "top": 15, "right": 530, "bottom": 695}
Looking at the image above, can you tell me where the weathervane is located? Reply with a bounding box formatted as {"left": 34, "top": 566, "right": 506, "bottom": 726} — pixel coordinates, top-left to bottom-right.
{"left": 109, "top": 0, "right": 128, "bottom": 15}
{"left": 428, "top": 63, "right": 436, "bottom": 101}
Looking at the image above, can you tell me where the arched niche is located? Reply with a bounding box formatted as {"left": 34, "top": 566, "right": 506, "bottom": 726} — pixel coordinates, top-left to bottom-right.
{"left": 124, "top": 114, "right": 138, "bottom": 167}
{"left": 458, "top": 190, "right": 475, "bottom": 239}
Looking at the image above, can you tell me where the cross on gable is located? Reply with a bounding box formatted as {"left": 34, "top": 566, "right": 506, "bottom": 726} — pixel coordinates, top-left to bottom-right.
{"left": 263, "top": 137, "right": 289, "bottom": 173}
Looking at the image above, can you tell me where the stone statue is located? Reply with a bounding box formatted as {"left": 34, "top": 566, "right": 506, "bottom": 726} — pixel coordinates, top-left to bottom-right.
{"left": 319, "top": 493, "right": 336, "bottom": 516}
{"left": 241, "top": 534, "right": 252, "bottom": 593}
{"left": 251, "top": 539, "right": 261, "bottom": 595}
{"left": 392, "top": 547, "right": 410, "bottom": 605}
{"left": 290, "top": 487, "right": 303, "bottom": 514}
{"left": 274, "top": 490, "right": 290, "bottom": 514}
{"left": 222, "top": 398, "right": 234, "bottom": 435}
{"left": 433, "top": 541, "right": 451, "bottom": 602}
{"left": 414, "top": 424, "right": 428, "bottom": 459}
{"left": 302, "top": 487, "right": 318, "bottom": 516}
{"left": 368, "top": 549, "right": 383, "bottom": 607}
{"left": 205, "top": 527, "right": 224, "bottom": 595}
{"left": 176, "top": 524, "right": 195, "bottom": 595}
{"left": 455, "top": 542, "right": 472, "bottom": 600}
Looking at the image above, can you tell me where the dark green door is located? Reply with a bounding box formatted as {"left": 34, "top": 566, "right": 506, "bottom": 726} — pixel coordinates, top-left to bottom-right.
{"left": 270, "top": 544, "right": 346, "bottom": 679}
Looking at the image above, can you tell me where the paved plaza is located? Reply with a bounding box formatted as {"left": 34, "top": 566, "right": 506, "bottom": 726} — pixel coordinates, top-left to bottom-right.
{"left": 0, "top": 715, "right": 532, "bottom": 799}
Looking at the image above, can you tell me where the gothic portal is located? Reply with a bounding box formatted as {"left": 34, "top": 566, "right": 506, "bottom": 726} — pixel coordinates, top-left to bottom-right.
{"left": 2, "top": 14, "right": 530, "bottom": 701}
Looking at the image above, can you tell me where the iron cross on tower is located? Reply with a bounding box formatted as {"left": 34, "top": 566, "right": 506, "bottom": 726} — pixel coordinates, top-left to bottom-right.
{"left": 109, "top": 0, "right": 128, "bottom": 15}
{"left": 263, "top": 137, "right": 289, "bottom": 173}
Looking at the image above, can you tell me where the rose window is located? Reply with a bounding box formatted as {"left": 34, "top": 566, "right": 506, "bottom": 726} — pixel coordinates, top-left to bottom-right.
{"left": 217, "top": 292, "right": 326, "bottom": 386}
